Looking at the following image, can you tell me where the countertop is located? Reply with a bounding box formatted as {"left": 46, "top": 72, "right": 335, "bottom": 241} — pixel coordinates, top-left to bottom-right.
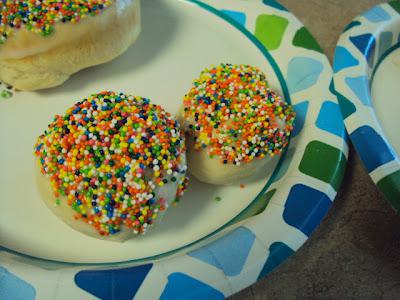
{"left": 231, "top": 0, "right": 400, "bottom": 299}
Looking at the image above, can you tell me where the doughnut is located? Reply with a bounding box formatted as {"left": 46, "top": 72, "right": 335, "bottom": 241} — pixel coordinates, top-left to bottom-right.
{"left": 181, "top": 64, "right": 295, "bottom": 185}
{"left": 34, "top": 91, "right": 188, "bottom": 241}
{"left": 0, "top": 0, "right": 141, "bottom": 91}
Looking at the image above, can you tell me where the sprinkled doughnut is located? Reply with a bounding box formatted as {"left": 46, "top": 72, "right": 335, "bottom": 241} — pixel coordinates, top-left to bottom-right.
{"left": 35, "top": 91, "right": 188, "bottom": 241}
{"left": 0, "top": 0, "right": 141, "bottom": 91}
{"left": 181, "top": 63, "right": 295, "bottom": 185}
{"left": 0, "top": 1, "right": 112, "bottom": 42}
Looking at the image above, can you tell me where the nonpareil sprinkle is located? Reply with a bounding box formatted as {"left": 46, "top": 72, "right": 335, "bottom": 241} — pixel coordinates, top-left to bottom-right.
{"left": 183, "top": 63, "right": 296, "bottom": 165}
{"left": 34, "top": 91, "right": 188, "bottom": 236}
{"left": 0, "top": 0, "right": 112, "bottom": 43}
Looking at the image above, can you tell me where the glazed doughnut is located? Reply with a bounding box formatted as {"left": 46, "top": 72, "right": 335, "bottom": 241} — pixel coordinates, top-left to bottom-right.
{"left": 34, "top": 91, "right": 188, "bottom": 241}
{"left": 181, "top": 64, "right": 295, "bottom": 185}
{"left": 0, "top": 0, "right": 141, "bottom": 91}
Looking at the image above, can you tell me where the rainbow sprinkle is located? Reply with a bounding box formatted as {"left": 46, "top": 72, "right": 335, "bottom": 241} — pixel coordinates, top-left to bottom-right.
{"left": 35, "top": 91, "right": 188, "bottom": 236}
{"left": 183, "top": 63, "right": 295, "bottom": 165}
{"left": 0, "top": 0, "right": 112, "bottom": 44}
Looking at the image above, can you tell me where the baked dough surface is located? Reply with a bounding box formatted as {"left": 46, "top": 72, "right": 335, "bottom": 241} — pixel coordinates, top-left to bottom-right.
{"left": 0, "top": 0, "right": 141, "bottom": 91}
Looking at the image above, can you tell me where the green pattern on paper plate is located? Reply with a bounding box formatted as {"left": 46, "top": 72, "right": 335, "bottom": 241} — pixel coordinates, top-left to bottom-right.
{"left": 334, "top": 0, "right": 400, "bottom": 215}
{"left": 330, "top": 79, "right": 356, "bottom": 119}
{"left": 299, "top": 141, "right": 347, "bottom": 191}
{"left": 293, "top": 27, "right": 323, "bottom": 53}
{"left": 230, "top": 189, "right": 277, "bottom": 224}
{"left": 273, "top": 148, "right": 295, "bottom": 182}
{"left": 377, "top": 170, "right": 400, "bottom": 212}
{"left": 1, "top": 90, "right": 12, "bottom": 99}
{"left": 389, "top": 0, "right": 400, "bottom": 14}
{"left": 336, "top": 90, "right": 356, "bottom": 119}
{"left": 343, "top": 21, "right": 361, "bottom": 32}
{"left": 255, "top": 14, "right": 289, "bottom": 50}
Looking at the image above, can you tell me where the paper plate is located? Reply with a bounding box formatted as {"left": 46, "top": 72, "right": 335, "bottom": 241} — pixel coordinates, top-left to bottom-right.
{"left": 0, "top": 0, "right": 348, "bottom": 298}
{"left": 333, "top": 0, "right": 400, "bottom": 213}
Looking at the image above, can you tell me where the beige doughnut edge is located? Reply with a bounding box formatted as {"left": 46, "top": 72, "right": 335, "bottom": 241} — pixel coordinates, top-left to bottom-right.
{"left": 35, "top": 153, "right": 187, "bottom": 242}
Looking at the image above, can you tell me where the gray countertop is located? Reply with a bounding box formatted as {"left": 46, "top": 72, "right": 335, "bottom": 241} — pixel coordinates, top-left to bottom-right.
{"left": 231, "top": 1, "right": 400, "bottom": 299}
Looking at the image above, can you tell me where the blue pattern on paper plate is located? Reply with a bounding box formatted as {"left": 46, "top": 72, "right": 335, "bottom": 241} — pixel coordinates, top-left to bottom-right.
{"left": 286, "top": 57, "right": 323, "bottom": 94}
{"left": 292, "top": 101, "right": 309, "bottom": 137}
{"left": 363, "top": 6, "right": 391, "bottom": 22}
{"left": 333, "top": 46, "right": 359, "bottom": 72}
{"left": 160, "top": 273, "right": 224, "bottom": 300}
{"left": 334, "top": 0, "right": 400, "bottom": 215}
{"left": 316, "top": 101, "right": 345, "bottom": 137}
{"left": 378, "top": 31, "right": 394, "bottom": 57}
{"left": 350, "top": 126, "right": 396, "bottom": 172}
{"left": 0, "top": 267, "right": 36, "bottom": 300}
{"left": 220, "top": 9, "right": 246, "bottom": 26}
{"left": 283, "top": 184, "right": 332, "bottom": 236}
{"left": 188, "top": 226, "right": 255, "bottom": 276}
{"left": 349, "top": 34, "right": 376, "bottom": 61}
{"left": 345, "top": 76, "right": 371, "bottom": 106}
{"left": 75, "top": 264, "right": 153, "bottom": 300}
{"left": 258, "top": 242, "right": 295, "bottom": 279}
